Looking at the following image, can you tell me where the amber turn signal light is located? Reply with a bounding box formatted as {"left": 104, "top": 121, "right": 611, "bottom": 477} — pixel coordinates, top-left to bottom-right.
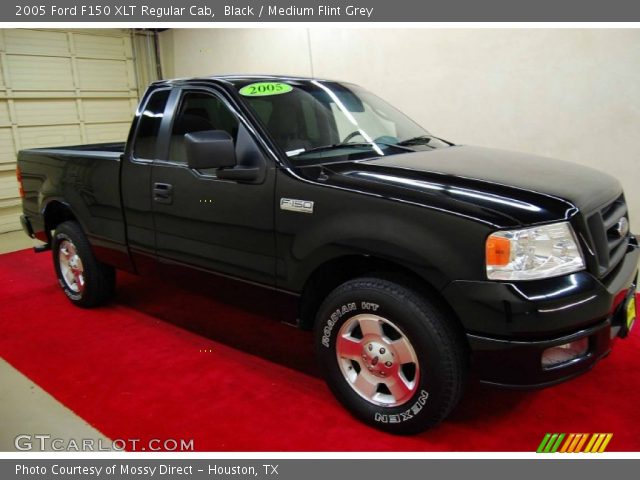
{"left": 486, "top": 235, "right": 511, "bottom": 266}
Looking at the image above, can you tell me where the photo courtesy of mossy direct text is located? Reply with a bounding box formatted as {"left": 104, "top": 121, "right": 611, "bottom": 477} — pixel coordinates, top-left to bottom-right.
{"left": 15, "top": 464, "right": 274, "bottom": 477}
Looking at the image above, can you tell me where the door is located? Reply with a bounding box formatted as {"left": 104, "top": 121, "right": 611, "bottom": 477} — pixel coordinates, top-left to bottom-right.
{"left": 121, "top": 87, "right": 172, "bottom": 273}
{"left": 150, "top": 88, "right": 276, "bottom": 286}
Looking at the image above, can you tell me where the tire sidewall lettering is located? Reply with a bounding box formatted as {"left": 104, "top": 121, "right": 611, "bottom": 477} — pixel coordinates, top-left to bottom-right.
{"left": 321, "top": 301, "right": 357, "bottom": 348}
{"left": 321, "top": 301, "right": 381, "bottom": 348}
{"left": 374, "top": 390, "right": 429, "bottom": 424}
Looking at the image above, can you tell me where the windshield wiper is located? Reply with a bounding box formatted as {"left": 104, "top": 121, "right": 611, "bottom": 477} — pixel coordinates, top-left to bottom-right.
{"left": 397, "top": 134, "right": 454, "bottom": 147}
{"left": 289, "top": 141, "right": 413, "bottom": 158}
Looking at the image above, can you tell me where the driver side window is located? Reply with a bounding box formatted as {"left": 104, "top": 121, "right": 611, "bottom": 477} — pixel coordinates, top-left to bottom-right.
{"left": 168, "top": 91, "right": 239, "bottom": 164}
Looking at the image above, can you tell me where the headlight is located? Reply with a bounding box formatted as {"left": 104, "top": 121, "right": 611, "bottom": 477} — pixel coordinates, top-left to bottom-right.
{"left": 485, "top": 222, "right": 585, "bottom": 281}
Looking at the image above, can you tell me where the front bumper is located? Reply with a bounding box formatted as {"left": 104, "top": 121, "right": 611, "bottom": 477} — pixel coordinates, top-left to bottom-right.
{"left": 442, "top": 235, "right": 639, "bottom": 387}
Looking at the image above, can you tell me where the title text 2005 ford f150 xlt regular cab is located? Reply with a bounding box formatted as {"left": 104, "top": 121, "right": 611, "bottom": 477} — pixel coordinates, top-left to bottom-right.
{"left": 17, "top": 76, "right": 639, "bottom": 434}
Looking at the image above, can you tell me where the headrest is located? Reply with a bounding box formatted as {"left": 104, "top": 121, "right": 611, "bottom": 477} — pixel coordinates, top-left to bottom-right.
{"left": 173, "top": 114, "right": 214, "bottom": 135}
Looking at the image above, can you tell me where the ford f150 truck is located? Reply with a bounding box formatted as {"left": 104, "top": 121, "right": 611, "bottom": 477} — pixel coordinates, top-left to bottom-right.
{"left": 17, "top": 75, "right": 638, "bottom": 434}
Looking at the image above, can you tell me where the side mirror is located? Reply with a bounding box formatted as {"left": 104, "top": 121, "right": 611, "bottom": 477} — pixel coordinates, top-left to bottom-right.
{"left": 185, "top": 130, "right": 236, "bottom": 170}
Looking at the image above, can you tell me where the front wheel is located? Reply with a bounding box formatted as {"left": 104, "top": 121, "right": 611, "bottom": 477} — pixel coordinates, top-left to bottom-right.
{"left": 52, "top": 221, "right": 115, "bottom": 307}
{"left": 314, "top": 277, "right": 466, "bottom": 434}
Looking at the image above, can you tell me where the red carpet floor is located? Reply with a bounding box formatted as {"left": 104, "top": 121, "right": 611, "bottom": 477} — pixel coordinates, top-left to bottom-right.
{"left": 0, "top": 248, "right": 638, "bottom": 451}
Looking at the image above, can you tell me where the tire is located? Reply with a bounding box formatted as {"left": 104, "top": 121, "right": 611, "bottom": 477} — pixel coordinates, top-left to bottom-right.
{"left": 314, "top": 277, "right": 466, "bottom": 434}
{"left": 52, "top": 221, "right": 115, "bottom": 307}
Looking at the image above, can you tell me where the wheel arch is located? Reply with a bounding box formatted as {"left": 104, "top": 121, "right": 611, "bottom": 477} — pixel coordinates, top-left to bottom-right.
{"left": 42, "top": 200, "right": 79, "bottom": 242}
{"left": 297, "top": 253, "right": 468, "bottom": 351}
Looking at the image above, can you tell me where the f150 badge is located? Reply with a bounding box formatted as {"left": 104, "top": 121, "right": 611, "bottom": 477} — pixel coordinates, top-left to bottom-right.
{"left": 280, "top": 198, "right": 314, "bottom": 214}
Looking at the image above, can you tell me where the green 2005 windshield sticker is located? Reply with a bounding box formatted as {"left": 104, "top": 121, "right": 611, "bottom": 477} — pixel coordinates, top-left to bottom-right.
{"left": 239, "top": 82, "right": 293, "bottom": 96}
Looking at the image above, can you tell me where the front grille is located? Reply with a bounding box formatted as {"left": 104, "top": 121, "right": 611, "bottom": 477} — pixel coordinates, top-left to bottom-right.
{"left": 585, "top": 195, "right": 630, "bottom": 277}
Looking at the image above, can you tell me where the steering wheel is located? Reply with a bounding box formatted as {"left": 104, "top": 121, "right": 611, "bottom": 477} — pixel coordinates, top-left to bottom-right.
{"left": 342, "top": 132, "right": 400, "bottom": 145}
{"left": 342, "top": 131, "right": 364, "bottom": 143}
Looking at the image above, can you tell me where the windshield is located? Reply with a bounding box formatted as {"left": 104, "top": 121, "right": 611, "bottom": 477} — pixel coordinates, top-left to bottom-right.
{"left": 235, "top": 80, "right": 450, "bottom": 161}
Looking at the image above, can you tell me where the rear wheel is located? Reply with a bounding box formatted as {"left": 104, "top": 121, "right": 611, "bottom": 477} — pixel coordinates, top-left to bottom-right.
{"left": 315, "top": 277, "right": 466, "bottom": 434}
{"left": 52, "top": 221, "right": 115, "bottom": 307}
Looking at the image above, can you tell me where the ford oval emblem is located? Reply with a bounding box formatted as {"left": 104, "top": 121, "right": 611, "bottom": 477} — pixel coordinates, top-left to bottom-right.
{"left": 615, "top": 217, "right": 629, "bottom": 238}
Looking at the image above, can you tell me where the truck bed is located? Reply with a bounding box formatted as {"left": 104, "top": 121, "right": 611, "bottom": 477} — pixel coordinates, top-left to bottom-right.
{"left": 18, "top": 141, "right": 130, "bottom": 270}
{"left": 21, "top": 142, "right": 126, "bottom": 158}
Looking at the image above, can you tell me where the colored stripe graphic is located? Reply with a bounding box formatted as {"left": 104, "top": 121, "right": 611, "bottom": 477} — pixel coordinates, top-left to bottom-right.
{"left": 544, "top": 433, "right": 559, "bottom": 453}
{"left": 536, "top": 433, "right": 551, "bottom": 453}
{"left": 586, "top": 433, "right": 613, "bottom": 453}
{"left": 574, "top": 433, "right": 589, "bottom": 453}
{"left": 537, "top": 433, "right": 613, "bottom": 453}
{"left": 559, "top": 433, "right": 574, "bottom": 453}
{"left": 537, "top": 433, "right": 565, "bottom": 453}
{"left": 584, "top": 434, "right": 598, "bottom": 452}
{"left": 598, "top": 434, "right": 613, "bottom": 453}
{"left": 567, "top": 434, "right": 581, "bottom": 452}
{"left": 591, "top": 434, "right": 606, "bottom": 452}
{"left": 550, "top": 433, "right": 565, "bottom": 452}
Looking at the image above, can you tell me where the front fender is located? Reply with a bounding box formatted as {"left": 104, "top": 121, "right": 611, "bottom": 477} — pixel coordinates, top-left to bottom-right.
{"left": 281, "top": 209, "right": 489, "bottom": 292}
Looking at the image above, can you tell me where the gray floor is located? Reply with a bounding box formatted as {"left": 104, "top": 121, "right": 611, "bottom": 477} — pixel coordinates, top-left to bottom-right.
{"left": 0, "top": 359, "right": 110, "bottom": 451}
{"left": 0, "top": 230, "right": 37, "bottom": 253}
{"left": 0, "top": 231, "right": 110, "bottom": 451}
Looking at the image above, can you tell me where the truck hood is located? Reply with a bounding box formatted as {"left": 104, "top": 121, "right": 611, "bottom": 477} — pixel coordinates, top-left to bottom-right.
{"left": 317, "top": 146, "right": 622, "bottom": 227}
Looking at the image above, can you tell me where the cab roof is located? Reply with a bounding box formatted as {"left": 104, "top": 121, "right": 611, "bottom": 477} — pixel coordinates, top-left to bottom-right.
{"left": 151, "top": 74, "right": 343, "bottom": 88}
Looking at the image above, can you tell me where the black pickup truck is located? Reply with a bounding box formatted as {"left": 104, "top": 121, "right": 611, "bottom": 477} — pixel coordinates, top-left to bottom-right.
{"left": 17, "top": 75, "right": 638, "bottom": 434}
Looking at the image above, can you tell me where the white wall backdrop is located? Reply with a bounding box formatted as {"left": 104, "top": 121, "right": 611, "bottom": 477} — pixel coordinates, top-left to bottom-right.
{"left": 159, "top": 28, "right": 640, "bottom": 230}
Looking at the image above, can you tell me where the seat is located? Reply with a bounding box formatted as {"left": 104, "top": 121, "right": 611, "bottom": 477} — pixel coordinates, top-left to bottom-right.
{"left": 267, "top": 97, "right": 312, "bottom": 153}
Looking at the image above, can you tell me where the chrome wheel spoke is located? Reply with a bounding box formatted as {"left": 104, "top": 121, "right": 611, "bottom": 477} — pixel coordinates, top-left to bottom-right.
{"left": 63, "top": 268, "right": 75, "bottom": 286}
{"left": 58, "top": 239, "right": 85, "bottom": 294}
{"left": 353, "top": 373, "right": 378, "bottom": 399}
{"left": 73, "top": 271, "right": 85, "bottom": 292}
{"left": 387, "top": 374, "right": 413, "bottom": 402}
{"left": 337, "top": 335, "right": 363, "bottom": 360}
{"left": 390, "top": 337, "right": 416, "bottom": 365}
{"left": 336, "top": 313, "right": 420, "bottom": 407}
{"left": 358, "top": 316, "right": 383, "bottom": 337}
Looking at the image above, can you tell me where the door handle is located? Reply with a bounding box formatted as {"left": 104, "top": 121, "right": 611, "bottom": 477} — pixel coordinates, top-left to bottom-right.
{"left": 153, "top": 182, "right": 173, "bottom": 204}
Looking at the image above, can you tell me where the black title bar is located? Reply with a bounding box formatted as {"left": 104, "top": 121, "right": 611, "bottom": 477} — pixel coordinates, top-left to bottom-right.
{"left": 5, "top": 0, "right": 640, "bottom": 22}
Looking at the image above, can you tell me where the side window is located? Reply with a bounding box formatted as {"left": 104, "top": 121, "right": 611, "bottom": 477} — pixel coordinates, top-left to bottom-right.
{"left": 168, "top": 91, "right": 239, "bottom": 163}
{"left": 133, "top": 89, "right": 170, "bottom": 159}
